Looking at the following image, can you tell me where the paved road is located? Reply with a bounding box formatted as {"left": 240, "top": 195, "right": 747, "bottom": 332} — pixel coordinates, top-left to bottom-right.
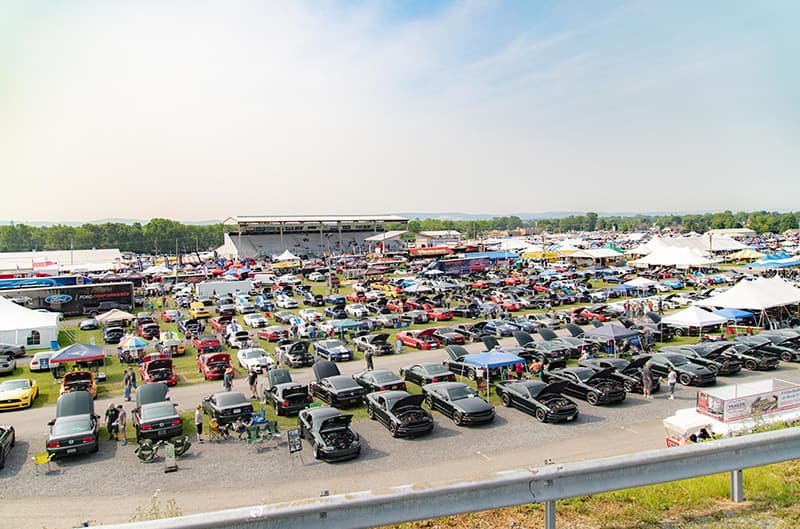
{"left": 2, "top": 335, "right": 799, "bottom": 529}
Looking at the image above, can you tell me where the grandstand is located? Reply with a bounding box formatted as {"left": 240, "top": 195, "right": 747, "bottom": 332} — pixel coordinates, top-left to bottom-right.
{"left": 218, "top": 215, "right": 409, "bottom": 259}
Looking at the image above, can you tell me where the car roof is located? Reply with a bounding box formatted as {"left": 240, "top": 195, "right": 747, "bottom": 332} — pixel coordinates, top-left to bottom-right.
{"left": 424, "top": 381, "right": 465, "bottom": 390}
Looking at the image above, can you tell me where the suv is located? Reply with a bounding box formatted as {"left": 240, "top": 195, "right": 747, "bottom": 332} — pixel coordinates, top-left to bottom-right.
{"left": 47, "top": 391, "right": 99, "bottom": 458}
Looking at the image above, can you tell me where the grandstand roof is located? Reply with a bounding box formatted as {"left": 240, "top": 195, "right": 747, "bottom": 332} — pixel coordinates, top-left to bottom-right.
{"left": 223, "top": 215, "right": 409, "bottom": 226}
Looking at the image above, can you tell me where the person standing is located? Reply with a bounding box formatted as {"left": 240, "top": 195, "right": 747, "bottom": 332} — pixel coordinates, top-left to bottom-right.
{"left": 667, "top": 367, "right": 677, "bottom": 400}
{"left": 195, "top": 405, "right": 204, "bottom": 443}
{"left": 223, "top": 366, "right": 234, "bottom": 392}
{"left": 247, "top": 368, "right": 259, "bottom": 399}
{"left": 365, "top": 349, "right": 374, "bottom": 371}
{"left": 105, "top": 403, "right": 119, "bottom": 441}
{"left": 122, "top": 369, "right": 133, "bottom": 401}
{"left": 642, "top": 363, "right": 653, "bottom": 400}
{"left": 116, "top": 405, "right": 128, "bottom": 445}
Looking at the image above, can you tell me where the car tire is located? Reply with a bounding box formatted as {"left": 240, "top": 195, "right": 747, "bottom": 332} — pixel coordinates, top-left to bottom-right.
{"left": 367, "top": 404, "right": 375, "bottom": 420}
{"left": 425, "top": 395, "right": 434, "bottom": 410}
{"left": 623, "top": 380, "right": 635, "bottom": 393}
{"left": 707, "top": 365, "right": 719, "bottom": 375}
{"left": 678, "top": 373, "right": 692, "bottom": 386}
{"left": 467, "top": 369, "right": 477, "bottom": 381}
{"left": 313, "top": 443, "right": 321, "bottom": 460}
{"left": 780, "top": 352, "right": 793, "bottom": 362}
{"left": 586, "top": 392, "right": 600, "bottom": 406}
{"left": 535, "top": 408, "right": 547, "bottom": 423}
{"left": 744, "top": 359, "right": 757, "bottom": 370}
{"left": 453, "top": 411, "right": 464, "bottom": 426}
{"left": 501, "top": 393, "right": 511, "bottom": 407}
{"left": 389, "top": 422, "right": 399, "bottom": 438}
{"left": 675, "top": 328, "right": 684, "bottom": 337}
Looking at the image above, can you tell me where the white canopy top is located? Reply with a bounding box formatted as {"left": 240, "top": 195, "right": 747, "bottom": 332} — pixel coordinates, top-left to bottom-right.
{"left": 624, "top": 276, "right": 658, "bottom": 288}
{"left": 661, "top": 306, "right": 729, "bottom": 327}
{"left": 630, "top": 247, "right": 714, "bottom": 267}
{"left": 275, "top": 250, "right": 300, "bottom": 261}
{"left": 695, "top": 276, "right": 800, "bottom": 311}
{"left": 0, "top": 296, "right": 60, "bottom": 331}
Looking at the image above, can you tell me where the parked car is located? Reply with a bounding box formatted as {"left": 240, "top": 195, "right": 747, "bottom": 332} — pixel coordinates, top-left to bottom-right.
{"left": 578, "top": 355, "right": 659, "bottom": 394}
{"left": 541, "top": 367, "right": 626, "bottom": 406}
{"left": 47, "top": 391, "right": 99, "bottom": 458}
{"left": 262, "top": 368, "right": 311, "bottom": 416}
{"left": 29, "top": 351, "right": 54, "bottom": 372}
{"left": 524, "top": 313, "right": 561, "bottom": 329}
{"left": 396, "top": 329, "right": 441, "bottom": 350}
{"left": 309, "top": 361, "right": 366, "bottom": 408}
{"left": 160, "top": 309, "right": 182, "bottom": 322}
{"left": 0, "top": 354, "right": 15, "bottom": 376}
{"left": 483, "top": 319, "right": 518, "bottom": 337}
{"left": 132, "top": 382, "right": 181, "bottom": 442}
{"left": 495, "top": 380, "right": 579, "bottom": 422}
{"left": 243, "top": 313, "right": 269, "bottom": 328}
{"left": 103, "top": 327, "right": 125, "bottom": 345}
{"left": 227, "top": 330, "right": 253, "bottom": 349}
{"left": 352, "top": 333, "right": 394, "bottom": 356}
{"left": 201, "top": 391, "right": 253, "bottom": 425}
{"left": 196, "top": 352, "right": 231, "bottom": 380}
{"left": 59, "top": 371, "right": 97, "bottom": 398}
{"left": 257, "top": 325, "right": 290, "bottom": 342}
{"left": 139, "top": 354, "right": 178, "bottom": 386}
{"left": 366, "top": 390, "right": 434, "bottom": 438}
{"left": 0, "top": 424, "right": 14, "bottom": 469}
{"left": 0, "top": 378, "right": 39, "bottom": 410}
{"left": 399, "top": 363, "right": 457, "bottom": 386}
{"left": 352, "top": 370, "right": 406, "bottom": 394}
{"left": 276, "top": 341, "right": 314, "bottom": 368}
{"left": 646, "top": 352, "right": 717, "bottom": 386}
{"left": 443, "top": 345, "right": 503, "bottom": 381}
{"left": 659, "top": 346, "right": 742, "bottom": 376}
{"left": 275, "top": 294, "right": 298, "bottom": 309}
{"left": 298, "top": 406, "right": 361, "bottom": 462}
{"left": 79, "top": 318, "right": 99, "bottom": 331}
{"left": 192, "top": 334, "right": 222, "bottom": 353}
{"left": 189, "top": 302, "right": 211, "bottom": 319}
{"left": 314, "top": 339, "right": 353, "bottom": 362}
{"left": 422, "top": 382, "right": 495, "bottom": 426}
{"left": 692, "top": 342, "right": 779, "bottom": 371}
{"left": 237, "top": 348, "right": 274, "bottom": 373}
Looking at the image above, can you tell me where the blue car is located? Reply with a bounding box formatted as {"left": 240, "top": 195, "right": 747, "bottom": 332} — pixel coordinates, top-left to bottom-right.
{"left": 255, "top": 295, "right": 275, "bottom": 312}
{"left": 484, "top": 319, "right": 518, "bottom": 337}
{"left": 314, "top": 339, "right": 353, "bottom": 362}
{"left": 325, "top": 294, "right": 347, "bottom": 307}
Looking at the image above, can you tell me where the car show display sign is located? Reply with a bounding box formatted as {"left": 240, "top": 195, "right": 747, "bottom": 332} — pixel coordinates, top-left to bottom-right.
{"left": 697, "top": 380, "right": 800, "bottom": 422}
{"left": 287, "top": 428, "right": 302, "bottom": 454}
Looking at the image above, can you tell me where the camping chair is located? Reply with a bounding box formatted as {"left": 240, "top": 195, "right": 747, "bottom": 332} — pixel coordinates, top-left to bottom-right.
{"left": 245, "top": 425, "right": 266, "bottom": 452}
{"left": 33, "top": 452, "right": 55, "bottom": 474}
{"left": 208, "top": 419, "right": 226, "bottom": 442}
{"left": 262, "top": 420, "right": 281, "bottom": 448}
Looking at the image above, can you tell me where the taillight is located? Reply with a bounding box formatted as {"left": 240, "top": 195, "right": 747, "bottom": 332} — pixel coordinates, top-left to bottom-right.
{"left": 141, "top": 424, "right": 152, "bottom": 431}
{"left": 432, "top": 377, "right": 439, "bottom": 382}
{"left": 379, "top": 386, "right": 387, "bottom": 391}
{"left": 47, "top": 441, "right": 59, "bottom": 448}
{"left": 281, "top": 401, "right": 289, "bottom": 407}
{"left": 306, "top": 396, "right": 313, "bottom": 402}
{"left": 400, "top": 383, "right": 407, "bottom": 390}
{"left": 82, "top": 436, "right": 95, "bottom": 443}
{"left": 170, "top": 419, "right": 181, "bottom": 426}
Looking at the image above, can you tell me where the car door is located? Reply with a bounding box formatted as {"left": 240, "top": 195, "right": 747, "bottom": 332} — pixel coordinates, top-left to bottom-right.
{"left": 374, "top": 395, "right": 390, "bottom": 427}
{"left": 561, "top": 373, "right": 583, "bottom": 398}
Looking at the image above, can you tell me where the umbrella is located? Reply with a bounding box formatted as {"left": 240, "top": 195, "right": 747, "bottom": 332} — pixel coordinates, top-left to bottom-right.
{"left": 119, "top": 335, "right": 148, "bottom": 350}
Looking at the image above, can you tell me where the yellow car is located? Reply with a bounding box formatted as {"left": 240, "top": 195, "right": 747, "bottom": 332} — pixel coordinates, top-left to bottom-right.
{"left": 60, "top": 370, "right": 97, "bottom": 399}
{"left": 0, "top": 378, "right": 39, "bottom": 410}
{"left": 189, "top": 302, "right": 211, "bottom": 319}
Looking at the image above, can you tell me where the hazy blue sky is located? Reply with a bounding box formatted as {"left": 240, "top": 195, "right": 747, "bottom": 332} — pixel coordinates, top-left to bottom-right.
{"left": 1, "top": 1, "right": 798, "bottom": 222}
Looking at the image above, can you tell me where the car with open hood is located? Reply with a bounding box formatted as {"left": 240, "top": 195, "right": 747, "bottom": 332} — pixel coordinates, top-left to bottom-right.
{"left": 309, "top": 361, "right": 366, "bottom": 407}
{"left": 201, "top": 391, "right": 253, "bottom": 425}
{"left": 713, "top": 342, "right": 780, "bottom": 370}
{"left": 192, "top": 334, "right": 222, "bottom": 353}
{"left": 276, "top": 340, "right": 314, "bottom": 367}
{"left": 237, "top": 348, "right": 274, "bottom": 373}
{"left": 366, "top": 390, "right": 433, "bottom": 437}
{"left": 103, "top": 326, "right": 125, "bottom": 345}
{"left": 541, "top": 367, "right": 626, "bottom": 406}
{"left": 262, "top": 368, "right": 311, "bottom": 416}
{"left": 733, "top": 335, "right": 797, "bottom": 363}
{"left": 298, "top": 406, "right": 361, "bottom": 462}
{"left": 196, "top": 352, "right": 231, "bottom": 380}
{"left": 132, "top": 382, "right": 182, "bottom": 442}
{"left": 508, "top": 332, "right": 568, "bottom": 369}
{"left": 59, "top": 371, "right": 97, "bottom": 398}
{"left": 396, "top": 329, "right": 441, "bottom": 350}
{"left": 139, "top": 353, "right": 178, "bottom": 386}
{"left": 47, "top": 391, "right": 99, "bottom": 458}
{"left": 578, "top": 355, "right": 659, "bottom": 394}
{"left": 746, "top": 333, "right": 800, "bottom": 362}
{"left": 495, "top": 380, "right": 579, "bottom": 422}
{"left": 430, "top": 327, "right": 466, "bottom": 345}
{"left": 422, "top": 382, "right": 495, "bottom": 426}
{"left": 659, "top": 346, "right": 742, "bottom": 376}
{"left": 0, "top": 378, "right": 39, "bottom": 410}
{"left": 352, "top": 370, "right": 406, "bottom": 394}
{"left": 646, "top": 352, "right": 717, "bottom": 386}
{"left": 399, "top": 362, "right": 457, "bottom": 386}
{"left": 352, "top": 333, "right": 394, "bottom": 356}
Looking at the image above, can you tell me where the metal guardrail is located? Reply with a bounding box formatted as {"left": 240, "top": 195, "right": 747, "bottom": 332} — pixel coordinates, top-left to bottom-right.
{"left": 97, "top": 427, "right": 800, "bottom": 529}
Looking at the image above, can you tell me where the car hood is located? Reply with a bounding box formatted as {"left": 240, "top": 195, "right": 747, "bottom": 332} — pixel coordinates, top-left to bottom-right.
{"left": 313, "top": 360, "right": 341, "bottom": 381}
{"left": 532, "top": 381, "right": 569, "bottom": 398}
{"left": 267, "top": 368, "right": 293, "bottom": 386}
{"left": 625, "top": 355, "right": 652, "bottom": 370}
{"left": 276, "top": 383, "right": 307, "bottom": 398}
{"left": 417, "top": 328, "right": 437, "bottom": 338}
{"left": 144, "top": 360, "right": 172, "bottom": 372}
{"left": 537, "top": 328, "right": 558, "bottom": 341}
{"left": 587, "top": 368, "right": 617, "bottom": 382}
{"left": 370, "top": 333, "right": 390, "bottom": 343}
{"left": 390, "top": 394, "right": 425, "bottom": 412}
{"left": 0, "top": 388, "right": 30, "bottom": 399}
{"left": 453, "top": 396, "right": 493, "bottom": 413}
{"left": 512, "top": 331, "right": 534, "bottom": 346}
{"left": 481, "top": 336, "right": 501, "bottom": 351}
{"left": 319, "top": 414, "right": 353, "bottom": 432}
{"left": 201, "top": 353, "right": 230, "bottom": 364}
{"left": 446, "top": 345, "right": 470, "bottom": 361}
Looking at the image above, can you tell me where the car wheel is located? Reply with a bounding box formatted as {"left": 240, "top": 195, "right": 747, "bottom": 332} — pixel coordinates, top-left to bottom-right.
{"left": 674, "top": 328, "right": 684, "bottom": 337}
{"left": 781, "top": 352, "right": 793, "bottom": 362}
{"left": 313, "top": 443, "right": 321, "bottom": 460}
{"left": 623, "top": 380, "right": 635, "bottom": 393}
{"left": 467, "top": 369, "right": 477, "bottom": 381}
{"left": 501, "top": 393, "right": 511, "bottom": 407}
{"left": 367, "top": 404, "right": 375, "bottom": 420}
{"left": 425, "top": 395, "right": 434, "bottom": 409}
{"left": 707, "top": 365, "right": 719, "bottom": 375}
{"left": 389, "top": 422, "right": 399, "bottom": 438}
{"left": 744, "top": 359, "right": 757, "bottom": 370}
{"left": 535, "top": 408, "right": 547, "bottom": 423}
{"left": 453, "top": 411, "right": 464, "bottom": 426}
{"left": 10, "top": 431, "right": 15, "bottom": 448}
{"left": 586, "top": 392, "right": 600, "bottom": 406}
{"left": 678, "top": 373, "right": 692, "bottom": 386}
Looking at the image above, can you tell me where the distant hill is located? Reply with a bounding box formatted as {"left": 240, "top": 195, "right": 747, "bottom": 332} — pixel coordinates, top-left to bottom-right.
{"left": 5, "top": 218, "right": 221, "bottom": 227}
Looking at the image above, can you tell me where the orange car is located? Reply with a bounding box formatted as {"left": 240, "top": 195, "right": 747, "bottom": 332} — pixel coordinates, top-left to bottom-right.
{"left": 59, "top": 370, "right": 98, "bottom": 399}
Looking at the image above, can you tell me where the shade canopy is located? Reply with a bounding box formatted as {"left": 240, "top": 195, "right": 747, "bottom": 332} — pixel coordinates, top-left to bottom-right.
{"left": 712, "top": 308, "right": 754, "bottom": 321}
{"left": 695, "top": 276, "right": 800, "bottom": 310}
{"left": 584, "top": 324, "right": 640, "bottom": 340}
{"left": 96, "top": 309, "right": 136, "bottom": 324}
{"left": 661, "top": 306, "right": 728, "bottom": 327}
{"left": 50, "top": 343, "right": 105, "bottom": 364}
{"left": 463, "top": 351, "right": 525, "bottom": 369}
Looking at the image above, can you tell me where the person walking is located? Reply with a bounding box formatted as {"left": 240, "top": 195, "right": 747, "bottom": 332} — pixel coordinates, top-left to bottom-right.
{"left": 667, "top": 367, "right": 677, "bottom": 400}
{"left": 223, "top": 366, "right": 234, "bottom": 392}
{"left": 195, "top": 405, "right": 204, "bottom": 443}
{"left": 115, "top": 404, "right": 128, "bottom": 445}
{"left": 122, "top": 369, "right": 133, "bottom": 401}
{"left": 105, "top": 403, "right": 119, "bottom": 441}
{"left": 365, "top": 349, "right": 374, "bottom": 371}
{"left": 642, "top": 363, "right": 653, "bottom": 400}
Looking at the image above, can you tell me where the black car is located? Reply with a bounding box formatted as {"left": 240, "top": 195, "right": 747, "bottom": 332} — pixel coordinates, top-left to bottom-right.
{"left": 47, "top": 391, "right": 99, "bottom": 458}
{"left": 510, "top": 332, "right": 568, "bottom": 369}
{"left": 0, "top": 424, "right": 15, "bottom": 469}
{"left": 132, "top": 383, "right": 182, "bottom": 442}
{"left": 274, "top": 311, "right": 297, "bottom": 324}
{"left": 262, "top": 368, "right": 311, "bottom": 416}
{"left": 102, "top": 327, "right": 125, "bottom": 345}
{"left": 541, "top": 367, "right": 626, "bottom": 406}
{"left": 495, "top": 380, "right": 579, "bottom": 422}
{"left": 646, "top": 353, "right": 717, "bottom": 386}
{"left": 324, "top": 306, "right": 348, "bottom": 320}
{"left": 302, "top": 291, "right": 325, "bottom": 307}
{"left": 201, "top": 391, "right": 254, "bottom": 426}
{"left": 309, "top": 361, "right": 366, "bottom": 408}
{"left": 579, "top": 355, "right": 660, "bottom": 394}
{"left": 751, "top": 333, "right": 800, "bottom": 362}
{"left": 298, "top": 406, "right": 361, "bottom": 462}
{"left": 399, "top": 363, "right": 457, "bottom": 386}
{"left": 365, "top": 390, "right": 434, "bottom": 437}
{"left": 352, "top": 370, "right": 406, "bottom": 394}
{"left": 660, "top": 346, "right": 742, "bottom": 376}
{"left": 734, "top": 335, "right": 800, "bottom": 363}
{"left": 276, "top": 340, "right": 314, "bottom": 368}
{"left": 0, "top": 343, "right": 25, "bottom": 359}
{"left": 725, "top": 342, "right": 781, "bottom": 370}
{"left": 352, "top": 333, "right": 394, "bottom": 356}
{"left": 536, "top": 328, "right": 583, "bottom": 359}
{"left": 422, "top": 382, "right": 495, "bottom": 426}
{"left": 443, "top": 345, "right": 502, "bottom": 381}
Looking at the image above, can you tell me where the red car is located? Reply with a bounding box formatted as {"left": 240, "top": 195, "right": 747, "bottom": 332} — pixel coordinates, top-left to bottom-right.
{"left": 196, "top": 352, "right": 231, "bottom": 380}
{"left": 137, "top": 322, "right": 161, "bottom": 340}
{"left": 209, "top": 315, "right": 233, "bottom": 332}
{"left": 139, "top": 353, "right": 178, "bottom": 386}
{"left": 503, "top": 277, "right": 521, "bottom": 285}
{"left": 160, "top": 310, "right": 181, "bottom": 322}
{"left": 396, "top": 329, "right": 441, "bottom": 350}
{"left": 257, "top": 325, "right": 290, "bottom": 342}
{"left": 422, "top": 304, "right": 454, "bottom": 322}
{"left": 192, "top": 334, "right": 222, "bottom": 353}
{"left": 346, "top": 292, "right": 366, "bottom": 303}
{"left": 386, "top": 300, "right": 406, "bottom": 313}
{"left": 577, "top": 305, "right": 612, "bottom": 322}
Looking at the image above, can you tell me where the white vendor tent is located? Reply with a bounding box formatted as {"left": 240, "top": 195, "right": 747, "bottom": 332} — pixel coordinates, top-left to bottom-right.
{"left": 275, "top": 250, "right": 301, "bottom": 262}
{"left": 0, "top": 296, "right": 60, "bottom": 350}
{"left": 661, "top": 306, "right": 729, "bottom": 328}
{"left": 630, "top": 247, "right": 715, "bottom": 268}
{"left": 624, "top": 276, "right": 658, "bottom": 288}
{"left": 695, "top": 276, "right": 800, "bottom": 311}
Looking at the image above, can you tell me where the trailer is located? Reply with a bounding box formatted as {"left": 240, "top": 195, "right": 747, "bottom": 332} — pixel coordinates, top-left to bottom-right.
{"left": 194, "top": 279, "right": 254, "bottom": 299}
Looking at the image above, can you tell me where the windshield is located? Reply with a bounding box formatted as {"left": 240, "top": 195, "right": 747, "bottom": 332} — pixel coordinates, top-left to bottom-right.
{"left": 322, "top": 340, "right": 345, "bottom": 348}
{"left": 0, "top": 380, "right": 30, "bottom": 391}
{"left": 216, "top": 393, "right": 248, "bottom": 406}
{"left": 424, "top": 364, "right": 449, "bottom": 375}
{"left": 370, "top": 372, "right": 398, "bottom": 384}
{"left": 447, "top": 386, "right": 477, "bottom": 400}
{"left": 574, "top": 369, "right": 594, "bottom": 382}
{"left": 244, "top": 350, "right": 264, "bottom": 359}
{"left": 52, "top": 416, "right": 92, "bottom": 436}
{"left": 141, "top": 402, "right": 177, "bottom": 420}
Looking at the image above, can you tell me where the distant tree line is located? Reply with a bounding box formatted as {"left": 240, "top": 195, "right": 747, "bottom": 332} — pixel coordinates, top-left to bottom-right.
{"left": 0, "top": 219, "right": 223, "bottom": 253}
{"left": 1, "top": 210, "right": 797, "bottom": 253}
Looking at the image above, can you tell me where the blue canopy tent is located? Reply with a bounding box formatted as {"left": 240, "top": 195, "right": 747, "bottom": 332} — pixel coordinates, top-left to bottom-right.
{"left": 49, "top": 343, "right": 107, "bottom": 380}
{"left": 464, "top": 351, "right": 525, "bottom": 397}
{"left": 584, "top": 324, "right": 641, "bottom": 356}
{"left": 712, "top": 308, "right": 754, "bottom": 321}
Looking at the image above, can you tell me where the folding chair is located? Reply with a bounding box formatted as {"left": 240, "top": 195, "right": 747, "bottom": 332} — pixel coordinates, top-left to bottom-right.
{"left": 263, "top": 420, "right": 281, "bottom": 448}
{"left": 208, "top": 419, "right": 226, "bottom": 442}
{"left": 33, "top": 452, "right": 54, "bottom": 474}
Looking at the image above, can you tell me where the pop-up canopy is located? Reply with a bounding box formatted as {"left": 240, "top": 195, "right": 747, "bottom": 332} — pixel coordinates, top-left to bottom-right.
{"left": 50, "top": 343, "right": 105, "bottom": 364}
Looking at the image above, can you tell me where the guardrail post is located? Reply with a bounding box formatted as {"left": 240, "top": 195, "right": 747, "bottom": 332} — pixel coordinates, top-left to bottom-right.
{"left": 730, "top": 469, "right": 743, "bottom": 502}
{"left": 544, "top": 500, "right": 556, "bottom": 529}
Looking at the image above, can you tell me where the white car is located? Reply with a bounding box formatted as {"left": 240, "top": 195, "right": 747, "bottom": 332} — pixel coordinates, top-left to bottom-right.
{"left": 237, "top": 348, "right": 274, "bottom": 372}
{"left": 243, "top": 313, "right": 269, "bottom": 328}
{"left": 227, "top": 330, "right": 253, "bottom": 349}
{"left": 298, "top": 308, "right": 322, "bottom": 323}
{"left": 29, "top": 351, "right": 54, "bottom": 372}
{"left": 236, "top": 301, "right": 257, "bottom": 314}
{"left": 345, "top": 304, "right": 369, "bottom": 318}
{"left": 308, "top": 271, "right": 327, "bottom": 282}
{"left": 275, "top": 294, "right": 298, "bottom": 309}
{"left": 277, "top": 274, "right": 301, "bottom": 285}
